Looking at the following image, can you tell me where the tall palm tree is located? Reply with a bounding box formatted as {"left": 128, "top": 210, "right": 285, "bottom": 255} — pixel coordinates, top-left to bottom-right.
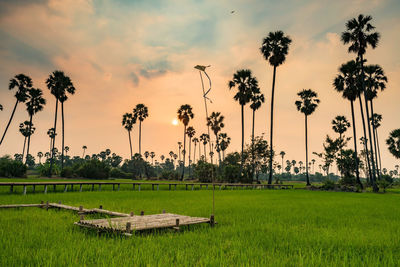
{"left": 0, "top": 104, "right": 3, "bottom": 111}
{"left": 178, "top": 142, "right": 182, "bottom": 162}
{"left": 133, "top": 104, "right": 148, "bottom": 155}
{"left": 0, "top": 74, "right": 32, "bottom": 146}
{"left": 82, "top": 145, "right": 87, "bottom": 158}
{"left": 192, "top": 137, "right": 199, "bottom": 163}
{"left": 311, "top": 159, "right": 316, "bottom": 174}
{"left": 365, "top": 64, "right": 387, "bottom": 178}
{"left": 46, "top": 70, "right": 75, "bottom": 175}
{"left": 207, "top": 112, "right": 225, "bottom": 166}
{"left": 371, "top": 113, "right": 383, "bottom": 176}
{"left": 122, "top": 113, "right": 135, "bottom": 159}
{"left": 333, "top": 60, "right": 363, "bottom": 187}
{"left": 64, "top": 146, "right": 70, "bottom": 156}
{"left": 342, "top": 14, "right": 380, "bottom": 191}
{"left": 37, "top": 151, "right": 43, "bottom": 164}
{"left": 25, "top": 88, "right": 46, "bottom": 164}
{"left": 200, "top": 133, "right": 209, "bottom": 161}
{"left": 295, "top": 89, "right": 320, "bottom": 186}
{"left": 19, "top": 121, "right": 35, "bottom": 160}
{"left": 144, "top": 151, "right": 150, "bottom": 161}
{"left": 218, "top": 133, "right": 231, "bottom": 161}
{"left": 47, "top": 128, "right": 56, "bottom": 154}
{"left": 260, "top": 31, "right": 292, "bottom": 185}
{"left": 228, "top": 69, "right": 258, "bottom": 176}
{"left": 386, "top": 129, "right": 400, "bottom": 159}
{"left": 177, "top": 104, "right": 194, "bottom": 180}
{"left": 186, "top": 126, "right": 196, "bottom": 177}
{"left": 332, "top": 115, "right": 350, "bottom": 141}
{"left": 160, "top": 155, "right": 165, "bottom": 162}
{"left": 279, "top": 151, "right": 286, "bottom": 174}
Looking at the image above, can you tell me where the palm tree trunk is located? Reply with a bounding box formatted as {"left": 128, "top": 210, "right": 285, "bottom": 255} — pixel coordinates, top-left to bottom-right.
{"left": 181, "top": 125, "right": 187, "bottom": 180}
{"left": 61, "top": 102, "right": 65, "bottom": 170}
{"left": 49, "top": 99, "right": 58, "bottom": 177}
{"left": 251, "top": 108, "right": 256, "bottom": 181}
{"left": 268, "top": 65, "right": 277, "bottom": 185}
{"left": 188, "top": 137, "right": 192, "bottom": 178}
{"left": 240, "top": 104, "right": 245, "bottom": 179}
{"left": 139, "top": 121, "right": 142, "bottom": 155}
{"left": 375, "top": 127, "right": 383, "bottom": 177}
{"left": 82, "top": 149, "right": 85, "bottom": 158}
{"left": 350, "top": 100, "right": 362, "bottom": 187}
{"left": 305, "top": 115, "right": 310, "bottom": 186}
{"left": 193, "top": 143, "right": 197, "bottom": 164}
{"left": 215, "top": 135, "right": 221, "bottom": 166}
{"left": 0, "top": 100, "right": 19, "bottom": 146}
{"left": 204, "top": 144, "right": 207, "bottom": 162}
{"left": 370, "top": 100, "right": 380, "bottom": 179}
{"left": 128, "top": 130, "right": 133, "bottom": 159}
{"left": 22, "top": 136, "right": 27, "bottom": 160}
{"left": 25, "top": 114, "right": 33, "bottom": 164}
{"left": 358, "top": 95, "right": 372, "bottom": 183}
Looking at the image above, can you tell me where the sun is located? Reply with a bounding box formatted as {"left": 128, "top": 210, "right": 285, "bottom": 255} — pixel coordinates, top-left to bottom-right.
{"left": 172, "top": 119, "right": 179, "bottom": 126}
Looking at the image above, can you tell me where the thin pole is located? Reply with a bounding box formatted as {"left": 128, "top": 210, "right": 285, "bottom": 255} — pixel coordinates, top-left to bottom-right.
{"left": 198, "top": 70, "right": 214, "bottom": 216}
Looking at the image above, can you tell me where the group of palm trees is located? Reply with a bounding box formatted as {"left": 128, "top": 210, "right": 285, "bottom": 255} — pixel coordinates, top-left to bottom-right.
{"left": 121, "top": 104, "right": 149, "bottom": 159}
{"left": 0, "top": 71, "right": 75, "bottom": 176}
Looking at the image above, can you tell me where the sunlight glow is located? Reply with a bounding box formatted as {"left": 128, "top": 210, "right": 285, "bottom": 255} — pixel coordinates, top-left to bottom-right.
{"left": 172, "top": 119, "right": 179, "bottom": 126}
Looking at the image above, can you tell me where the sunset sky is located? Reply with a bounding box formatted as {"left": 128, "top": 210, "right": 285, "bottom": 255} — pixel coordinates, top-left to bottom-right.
{"left": 0, "top": 0, "right": 399, "bottom": 170}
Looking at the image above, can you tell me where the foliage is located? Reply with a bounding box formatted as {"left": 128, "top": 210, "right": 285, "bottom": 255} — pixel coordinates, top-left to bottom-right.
{"left": 193, "top": 160, "right": 216, "bottom": 183}
{"left": 77, "top": 159, "right": 110, "bottom": 179}
{"left": 159, "top": 170, "right": 179, "bottom": 180}
{"left": 121, "top": 154, "right": 146, "bottom": 179}
{"left": 386, "top": 128, "right": 400, "bottom": 159}
{"left": 321, "top": 179, "right": 336, "bottom": 190}
{"left": 109, "top": 168, "right": 131, "bottom": 179}
{"left": 38, "top": 162, "right": 60, "bottom": 176}
{"left": 0, "top": 156, "right": 27, "bottom": 178}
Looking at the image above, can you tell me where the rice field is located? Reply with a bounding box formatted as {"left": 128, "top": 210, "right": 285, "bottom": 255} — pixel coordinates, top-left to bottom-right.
{"left": 0, "top": 183, "right": 399, "bottom": 266}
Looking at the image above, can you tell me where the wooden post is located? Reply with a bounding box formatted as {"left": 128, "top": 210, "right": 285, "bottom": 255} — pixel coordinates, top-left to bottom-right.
{"left": 99, "top": 184, "right": 101, "bottom": 191}
{"left": 53, "top": 185, "right": 56, "bottom": 192}
{"left": 176, "top": 218, "right": 180, "bottom": 227}
{"left": 174, "top": 184, "right": 177, "bottom": 190}
{"left": 23, "top": 185, "right": 27, "bottom": 195}
{"left": 191, "top": 185, "right": 194, "bottom": 191}
{"left": 64, "top": 185, "right": 68, "bottom": 193}
{"left": 112, "top": 184, "right": 115, "bottom": 191}
{"left": 70, "top": 184, "right": 73, "bottom": 191}
{"left": 210, "top": 214, "right": 215, "bottom": 227}
{"left": 126, "top": 222, "right": 131, "bottom": 232}
{"left": 80, "top": 215, "right": 85, "bottom": 221}
{"left": 138, "top": 184, "right": 141, "bottom": 191}
{"left": 33, "top": 185, "right": 36, "bottom": 193}
{"left": 130, "top": 212, "right": 134, "bottom": 216}
{"left": 118, "top": 184, "right": 120, "bottom": 191}
{"left": 206, "top": 184, "right": 208, "bottom": 190}
{"left": 157, "top": 184, "right": 159, "bottom": 191}
{"left": 80, "top": 184, "right": 83, "bottom": 192}
{"left": 10, "top": 185, "right": 13, "bottom": 193}
{"left": 79, "top": 206, "right": 83, "bottom": 213}
{"left": 169, "top": 184, "right": 171, "bottom": 191}
{"left": 92, "top": 184, "right": 94, "bottom": 191}
{"left": 185, "top": 184, "right": 188, "bottom": 190}
{"left": 99, "top": 205, "right": 103, "bottom": 209}
{"left": 140, "top": 211, "right": 144, "bottom": 216}
{"left": 46, "top": 201, "right": 49, "bottom": 211}
{"left": 44, "top": 185, "right": 48, "bottom": 194}
{"left": 40, "top": 200, "right": 44, "bottom": 208}
{"left": 162, "top": 209, "right": 166, "bottom": 214}
{"left": 152, "top": 184, "right": 154, "bottom": 191}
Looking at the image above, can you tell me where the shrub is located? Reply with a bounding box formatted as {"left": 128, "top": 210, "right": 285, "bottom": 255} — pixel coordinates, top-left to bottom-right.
{"left": 60, "top": 167, "right": 76, "bottom": 178}
{"left": 77, "top": 159, "right": 110, "bottom": 179}
{"left": 159, "top": 170, "right": 179, "bottom": 180}
{"left": 194, "top": 160, "right": 216, "bottom": 183}
{"left": 321, "top": 179, "right": 336, "bottom": 190}
{"left": 110, "top": 168, "right": 132, "bottom": 179}
{"left": 0, "top": 156, "right": 27, "bottom": 178}
{"left": 221, "top": 164, "right": 240, "bottom": 183}
{"left": 38, "top": 163, "right": 60, "bottom": 177}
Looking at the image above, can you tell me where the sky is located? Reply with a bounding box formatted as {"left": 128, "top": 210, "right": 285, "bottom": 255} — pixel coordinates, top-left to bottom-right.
{"left": 0, "top": 0, "right": 399, "bottom": 171}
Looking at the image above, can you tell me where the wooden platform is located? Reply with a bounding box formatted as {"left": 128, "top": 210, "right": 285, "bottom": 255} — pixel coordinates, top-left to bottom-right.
{"left": 75, "top": 213, "right": 212, "bottom": 235}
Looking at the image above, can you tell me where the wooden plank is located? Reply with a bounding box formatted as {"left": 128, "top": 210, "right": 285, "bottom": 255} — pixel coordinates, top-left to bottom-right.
{"left": 0, "top": 203, "right": 44, "bottom": 208}
{"left": 91, "top": 208, "right": 130, "bottom": 217}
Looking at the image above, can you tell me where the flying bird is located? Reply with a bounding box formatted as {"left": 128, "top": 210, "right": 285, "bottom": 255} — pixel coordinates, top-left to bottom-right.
{"left": 231, "top": 10, "right": 235, "bottom": 14}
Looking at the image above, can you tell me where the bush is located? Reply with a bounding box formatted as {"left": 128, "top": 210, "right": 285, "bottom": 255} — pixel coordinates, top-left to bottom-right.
{"left": 0, "top": 156, "right": 27, "bottom": 178}
{"left": 110, "top": 168, "right": 132, "bottom": 179}
{"left": 38, "top": 163, "right": 60, "bottom": 177}
{"left": 194, "top": 160, "right": 216, "bottom": 183}
{"left": 159, "top": 170, "right": 179, "bottom": 180}
{"left": 77, "top": 159, "right": 110, "bottom": 179}
{"left": 321, "top": 179, "right": 336, "bottom": 190}
{"left": 60, "top": 167, "right": 76, "bottom": 178}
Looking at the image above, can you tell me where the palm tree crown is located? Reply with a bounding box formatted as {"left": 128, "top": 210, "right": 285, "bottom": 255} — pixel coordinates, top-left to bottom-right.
{"left": 26, "top": 88, "right": 46, "bottom": 116}
{"left": 260, "top": 31, "right": 292, "bottom": 67}
{"left": 341, "top": 14, "right": 380, "bottom": 57}
{"left": 386, "top": 129, "right": 400, "bottom": 159}
{"left": 133, "top": 104, "right": 148, "bottom": 122}
{"left": 177, "top": 104, "right": 194, "bottom": 126}
{"left": 228, "top": 69, "right": 258, "bottom": 106}
{"left": 295, "top": 89, "right": 320, "bottom": 116}
{"left": 364, "top": 64, "right": 387, "bottom": 101}
{"left": 46, "top": 70, "right": 75, "bottom": 100}
{"left": 332, "top": 115, "right": 350, "bottom": 136}
{"left": 122, "top": 113, "right": 135, "bottom": 131}
{"left": 333, "top": 60, "right": 361, "bottom": 101}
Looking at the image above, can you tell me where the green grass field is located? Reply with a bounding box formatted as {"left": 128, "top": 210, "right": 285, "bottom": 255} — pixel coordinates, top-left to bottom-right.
{"left": 1, "top": 183, "right": 399, "bottom": 266}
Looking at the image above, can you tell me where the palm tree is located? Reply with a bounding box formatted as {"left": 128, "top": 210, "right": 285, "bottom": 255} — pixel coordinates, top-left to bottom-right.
{"left": 218, "top": 133, "right": 231, "bottom": 161}
{"left": 334, "top": 60, "right": 363, "bottom": 188}
{"left": 207, "top": 112, "right": 225, "bottom": 166}
{"left": 260, "top": 31, "right": 292, "bottom": 185}
{"left": 133, "top": 104, "right": 148, "bottom": 155}
{"left": 371, "top": 113, "right": 383, "bottom": 176}
{"left": 250, "top": 89, "right": 265, "bottom": 178}
{"left": 192, "top": 137, "right": 199, "bottom": 163}
{"left": 279, "top": 151, "right": 286, "bottom": 174}
{"left": 0, "top": 104, "right": 2, "bottom": 111}
{"left": 386, "top": 129, "right": 400, "bottom": 159}
{"left": 178, "top": 142, "right": 182, "bottom": 162}
{"left": 37, "top": 152, "right": 43, "bottom": 164}
{"left": 0, "top": 74, "right": 32, "bottom": 146}
{"left": 295, "top": 89, "right": 320, "bottom": 186}
{"left": 365, "top": 64, "right": 387, "bottom": 178}
{"left": 144, "top": 151, "right": 150, "bottom": 161}
{"left": 19, "top": 121, "right": 35, "bottom": 160}
{"left": 332, "top": 116, "right": 350, "bottom": 141}
{"left": 64, "top": 146, "right": 69, "bottom": 156}
{"left": 46, "top": 71, "right": 75, "bottom": 175}
{"left": 47, "top": 128, "right": 56, "bottom": 153}
{"left": 82, "top": 145, "right": 87, "bottom": 158}
{"left": 177, "top": 104, "right": 194, "bottom": 180}
{"left": 25, "top": 88, "right": 46, "bottom": 164}
{"left": 46, "top": 70, "right": 75, "bottom": 171}
{"left": 160, "top": 155, "right": 165, "bottom": 162}
{"left": 311, "top": 159, "right": 316, "bottom": 174}
{"left": 200, "top": 134, "right": 210, "bottom": 161}
{"left": 122, "top": 113, "right": 135, "bottom": 159}
{"left": 342, "top": 14, "right": 380, "bottom": 191}
{"left": 228, "top": 69, "right": 258, "bottom": 177}
{"left": 150, "top": 152, "right": 155, "bottom": 165}
{"left": 186, "top": 126, "right": 196, "bottom": 177}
